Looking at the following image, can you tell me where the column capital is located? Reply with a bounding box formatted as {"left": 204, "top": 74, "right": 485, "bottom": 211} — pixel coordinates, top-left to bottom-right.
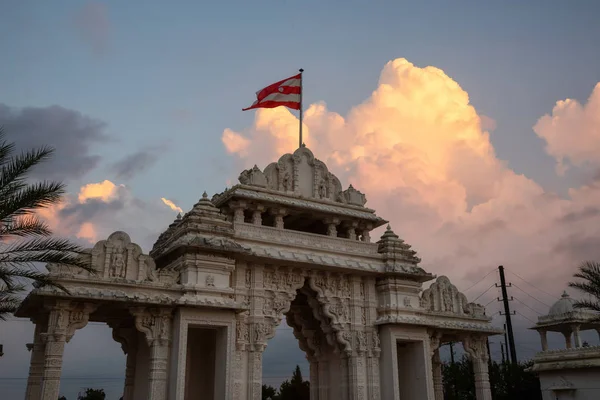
{"left": 462, "top": 335, "right": 489, "bottom": 364}
{"left": 428, "top": 329, "right": 443, "bottom": 358}
{"left": 131, "top": 307, "right": 173, "bottom": 346}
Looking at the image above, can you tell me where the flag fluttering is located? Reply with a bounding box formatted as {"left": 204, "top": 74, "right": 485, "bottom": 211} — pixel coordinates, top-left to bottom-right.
{"left": 242, "top": 73, "right": 302, "bottom": 111}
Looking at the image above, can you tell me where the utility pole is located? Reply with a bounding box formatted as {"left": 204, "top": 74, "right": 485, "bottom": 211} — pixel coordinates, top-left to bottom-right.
{"left": 500, "top": 342, "right": 506, "bottom": 364}
{"left": 449, "top": 342, "right": 455, "bottom": 365}
{"left": 486, "top": 338, "right": 492, "bottom": 365}
{"left": 498, "top": 265, "right": 517, "bottom": 364}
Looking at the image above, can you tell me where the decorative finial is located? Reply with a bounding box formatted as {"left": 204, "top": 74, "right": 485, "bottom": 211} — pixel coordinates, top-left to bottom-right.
{"left": 301, "top": 143, "right": 306, "bottom": 147}
{"left": 202, "top": 191, "right": 208, "bottom": 199}
{"left": 176, "top": 212, "right": 182, "bottom": 220}
{"left": 387, "top": 224, "right": 392, "bottom": 231}
{"left": 561, "top": 290, "right": 569, "bottom": 298}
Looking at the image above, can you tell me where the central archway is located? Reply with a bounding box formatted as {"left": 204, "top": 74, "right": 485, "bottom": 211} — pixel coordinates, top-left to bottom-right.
{"left": 284, "top": 281, "right": 346, "bottom": 399}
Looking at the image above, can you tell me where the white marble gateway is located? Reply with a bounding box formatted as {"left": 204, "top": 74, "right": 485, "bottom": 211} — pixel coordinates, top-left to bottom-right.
{"left": 17, "top": 146, "right": 501, "bottom": 400}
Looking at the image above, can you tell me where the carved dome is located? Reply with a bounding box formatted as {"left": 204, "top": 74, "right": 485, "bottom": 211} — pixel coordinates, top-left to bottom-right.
{"left": 548, "top": 291, "right": 576, "bottom": 316}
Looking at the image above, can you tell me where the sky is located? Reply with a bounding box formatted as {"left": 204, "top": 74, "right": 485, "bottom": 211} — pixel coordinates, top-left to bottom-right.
{"left": 2, "top": 1, "right": 600, "bottom": 398}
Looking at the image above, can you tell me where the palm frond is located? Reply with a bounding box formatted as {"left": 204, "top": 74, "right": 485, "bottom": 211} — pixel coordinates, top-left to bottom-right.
{"left": 0, "top": 128, "right": 16, "bottom": 166}
{"left": 0, "top": 282, "right": 26, "bottom": 320}
{"left": 568, "top": 261, "right": 600, "bottom": 299}
{"left": 0, "top": 145, "right": 55, "bottom": 199}
{"left": 572, "top": 299, "right": 600, "bottom": 313}
{"left": 0, "top": 265, "right": 68, "bottom": 291}
{"left": 0, "top": 237, "right": 95, "bottom": 273}
{"left": 0, "top": 215, "right": 51, "bottom": 239}
{"left": 0, "top": 180, "right": 65, "bottom": 221}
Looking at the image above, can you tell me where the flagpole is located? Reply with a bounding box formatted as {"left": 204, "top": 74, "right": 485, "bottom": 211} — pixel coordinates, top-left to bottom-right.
{"left": 299, "top": 68, "right": 304, "bottom": 148}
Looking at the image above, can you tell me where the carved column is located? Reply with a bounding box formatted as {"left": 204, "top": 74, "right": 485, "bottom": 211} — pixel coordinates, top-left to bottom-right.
{"left": 345, "top": 221, "right": 358, "bottom": 240}
{"left": 270, "top": 208, "right": 287, "bottom": 229}
{"left": 131, "top": 307, "right": 173, "bottom": 400}
{"left": 247, "top": 321, "right": 269, "bottom": 400}
{"left": 307, "top": 355, "right": 320, "bottom": 400}
{"left": 563, "top": 330, "right": 573, "bottom": 349}
{"left": 360, "top": 230, "right": 370, "bottom": 243}
{"left": 111, "top": 324, "right": 138, "bottom": 400}
{"left": 365, "top": 330, "right": 381, "bottom": 400}
{"left": 538, "top": 330, "right": 548, "bottom": 351}
{"left": 25, "top": 317, "right": 48, "bottom": 400}
{"left": 324, "top": 217, "right": 339, "bottom": 237}
{"left": 40, "top": 301, "right": 95, "bottom": 400}
{"left": 432, "top": 350, "right": 443, "bottom": 400}
{"left": 463, "top": 335, "right": 492, "bottom": 400}
{"left": 429, "top": 330, "right": 443, "bottom": 400}
{"left": 572, "top": 324, "right": 582, "bottom": 348}
{"left": 231, "top": 201, "right": 247, "bottom": 224}
{"left": 251, "top": 205, "right": 264, "bottom": 226}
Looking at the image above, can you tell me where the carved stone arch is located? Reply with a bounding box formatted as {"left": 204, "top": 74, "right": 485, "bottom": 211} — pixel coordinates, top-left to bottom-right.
{"left": 305, "top": 273, "right": 353, "bottom": 352}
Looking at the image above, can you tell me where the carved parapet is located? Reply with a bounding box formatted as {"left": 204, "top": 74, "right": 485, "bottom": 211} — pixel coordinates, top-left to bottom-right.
{"left": 420, "top": 276, "right": 488, "bottom": 319}
{"left": 130, "top": 307, "right": 173, "bottom": 346}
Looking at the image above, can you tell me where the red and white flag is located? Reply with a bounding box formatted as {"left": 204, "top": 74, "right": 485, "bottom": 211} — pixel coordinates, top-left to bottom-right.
{"left": 242, "top": 73, "right": 302, "bottom": 111}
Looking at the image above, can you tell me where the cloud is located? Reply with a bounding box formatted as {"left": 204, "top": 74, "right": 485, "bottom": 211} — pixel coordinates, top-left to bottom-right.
{"left": 111, "top": 149, "right": 160, "bottom": 180}
{"left": 534, "top": 83, "right": 600, "bottom": 175}
{"left": 222, "top": 58, "right": 600, "bottom": 303}
{"left": 38, "top": 179, "right": 175, "bottom": 251}
{"left": 0, "top": 104, "right": 109, "bottom": 181}
{"left": 74, "top": 2, "right": 111, "bottom": 56}
{"left": 161, "top": 197, "right": 183, "bottom": 213}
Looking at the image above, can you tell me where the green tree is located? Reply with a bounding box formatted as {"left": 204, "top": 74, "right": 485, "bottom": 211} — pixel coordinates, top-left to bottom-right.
{"left": 569, "top": 261, "right": 600, "bottom": 312}
{"left": 278, "top": 365, "right": 310, "bottom": 400}
{"left": 77, "top": 388, "right": 105, "bottom": 400}
{"left": 442, "top": 356, "right": 541, "bottom": 400}
{"left": 58, "top": 396, "right": 67, "bottom": 400}
{"left": 0, "top": 129, "right": 93, "bottom": 319}
{"left": 262, "top": 384, "right": 278, "bottom": 400}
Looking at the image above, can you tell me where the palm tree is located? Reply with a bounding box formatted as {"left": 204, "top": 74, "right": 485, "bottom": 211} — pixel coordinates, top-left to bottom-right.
{"left": 568, "top": 261, "right": 600, "bottom": 312}
{"left": 0, "top": 128, "right": 94, "bottom": 320}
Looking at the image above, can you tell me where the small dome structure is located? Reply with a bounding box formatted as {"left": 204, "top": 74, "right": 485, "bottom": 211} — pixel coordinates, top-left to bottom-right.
{"left": 548, "top": 291, "right": 576, "bottom": 317}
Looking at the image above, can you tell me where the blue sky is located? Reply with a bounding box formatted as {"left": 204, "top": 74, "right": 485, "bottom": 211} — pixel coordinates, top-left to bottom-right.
{"left": 2, "top": 1, "right": 600, "bottom": 399}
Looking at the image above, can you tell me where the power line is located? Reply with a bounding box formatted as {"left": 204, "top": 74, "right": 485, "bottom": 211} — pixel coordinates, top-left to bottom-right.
{"left": 511, "top": 283, "right": 551, "bottom": 308}
{"left": 505, "top": 268, "right": 557, "bottom": 300}
{"left": 512, "top": 296, "right": 544, "bottom": 315}
{"left": 463, "top": 268, "right": 497, "bottom": 293}
{"left": 514, "top": 311, "right": 536, "bottom": 324}
{"left": 471, "top": 283, "right": 496, "bottom": 303}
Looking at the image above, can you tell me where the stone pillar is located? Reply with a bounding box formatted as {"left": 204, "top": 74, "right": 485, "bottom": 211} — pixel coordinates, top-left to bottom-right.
{"left": 40, "top": 301, "right": 95, "bottom": 400}
{"left": 131, "top": 307, "right": 173, "bottom": 400}
{"left": 428, "top": 330, "right": 443, "bottom": 400}
{"left": 251, "top": 205, "right": 264, "bottom": 226}
{"left": 563, "top": 331, "right": 573, "bottom": 349}
{"left": 432, "top": 350, "right": 443, "bottom": 400}
{"left": 345, "top": 221, "right": 358, "bottom": 240}
{"left": 361, "top": 230, "right": 371, "bottom": 243}
{"left": 463, "top": 335, "right": 492, "bottom": 400}
{"left": 25, "top": 317, "right": 47, "bottom": 400}
{"left": 538, "top": 330, "right": 548, "bottom": 351}
{"left": 111, "top": 325, "right": 138, "bottom": 400}
{"left": 307, "top": 356, "right": 319, "bottom": 400}
{"left": 324, "top": 217, "right": 339, "bottom": 237}
{"left": 270, "top": 208, "right": 287, "bottom": 229}
{"left": 231, "top": 201, "right": 247, "bottom": 224}
{"left": 247, "top": 350, "right": 263, "bottom": 400}
{"left": 572, "top": 325, "right": 582, "bottom": 348}
{"left": 378, "top": 325, "right": 400, "bottom": 400}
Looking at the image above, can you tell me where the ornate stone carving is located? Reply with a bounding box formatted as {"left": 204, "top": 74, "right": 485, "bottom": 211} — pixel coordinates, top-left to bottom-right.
{"left": 206, "top": 275, "right": 215, "bottom": 287}
{"left": 238, "top": 165, "right": 268, "bottom": 187}
{"left": 343, "top": 184, "right": 367, "bottom": 206}
{"left": 420, "top": 276, "right": 488, "bottom": 319}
